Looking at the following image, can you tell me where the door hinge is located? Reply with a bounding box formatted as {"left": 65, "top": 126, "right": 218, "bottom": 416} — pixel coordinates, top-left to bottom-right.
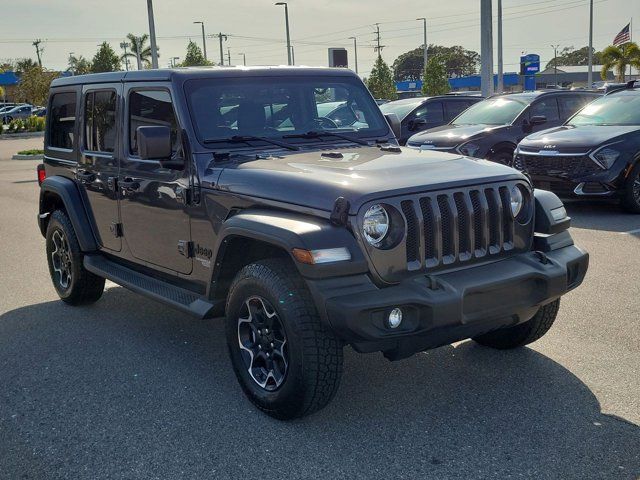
{"left": 110, "top": 222, "right": 123, "bottom": 238}
{"left": 178, "top": 240, "right": 194, "bottom": 258}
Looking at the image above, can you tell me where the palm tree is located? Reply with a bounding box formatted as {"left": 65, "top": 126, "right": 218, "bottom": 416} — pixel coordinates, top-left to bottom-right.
{"left": 601, "top": 42, "right": 640, "bottom": 82}
{"left": 121, "top": 33, "right": 159, "bottom": 70}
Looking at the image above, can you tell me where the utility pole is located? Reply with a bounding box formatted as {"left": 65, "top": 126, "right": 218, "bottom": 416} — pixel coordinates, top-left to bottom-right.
{"left": 171, "top": 57, "right": 179, "bottom": 68}
{"left": 480, "top": 0, "right": 494, "bottom": 97}
{"left": 551, "top": 44, "right": 560, "bottom": 87}
{"left": 373, "top": 23, "right": 385, "bottom": 57}
{"left": 290, "top": 45, "right": 295, "bottom": 65}
{"left": 147, "top": 0, "right": 159, "bottom": 69}
{"left": 497, "top": 0, "right": 504, "bottom": 93}
{"left": 120, "top": 42, "right": 130, "bottom": 71}
{"left": 275, "top": 2, "right": 292, "bottom": 65}
{"left": 416, "top": 18, "right": 427, "bottom": 72}
{"left": 213, "top": 33, "right": 228, "bottom": 65}
{"left": 194, "top": 21, "right": 207, "bottom": 62}
{"left": 227, "top": 48, "right": 232, "bottom": 66}
{"left": 32, "top": 39, "right": 43, "bottom": 67}
{"left": 587, "top": 0, "right": 593, "bottom": 87}
{"left": 349, "top": 36, "right": 358, "bottom": 74}
{"left": 239, "top": 53, "right": 246, "bottom": 66}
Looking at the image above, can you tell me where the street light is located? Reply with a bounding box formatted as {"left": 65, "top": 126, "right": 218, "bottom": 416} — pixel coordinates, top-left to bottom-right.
{"left": 416, "top": 18, "right": 427, "bottom": 72}
{"left": 193, "top": 21, "right": 208, "bottom": 61}
{"left": 119, "top": 42, "right": 130, "bottom": 71}
{"left": 275, "top": 2, "right": 292, "bottom": 66}
{"left": 551, "top": 44, "right": 560, "bottom": 87}
{"left": 171, "top": 56, "right": 180, "bottom": 68}
{"left": 146, "top": 0, "right": 159, "bottom": 69}
{"left": 239, "top": 52, "right": 247, "bottom": 66}
{"left": 348, "top": 36, "right": 358, "bottom": 74}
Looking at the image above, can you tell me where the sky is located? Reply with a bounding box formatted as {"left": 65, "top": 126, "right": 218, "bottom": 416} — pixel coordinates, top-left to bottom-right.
{"left": 1, "top": 0, "right": 639, "bottom": 77}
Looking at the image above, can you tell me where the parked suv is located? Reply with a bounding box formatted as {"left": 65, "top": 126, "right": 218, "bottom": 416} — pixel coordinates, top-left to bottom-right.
{"left": 514, "top": 82, "right": 640, "bottom": 212}
{"left": 38, "top": 67, "right": 588, "bottom": 419}
{"left": 406, "top": 91, "right": 600, "bottom": 163}
{"left": 379, "top": 95, "right": 482, "bottom": 145}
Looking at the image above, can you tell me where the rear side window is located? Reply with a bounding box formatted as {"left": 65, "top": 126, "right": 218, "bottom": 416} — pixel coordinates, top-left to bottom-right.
{"left": 84, "top": 90, "right": 117, "bottom": 153}
{"left": 530, "top": 98, "right": 560, "bottom": 122}
{"left": 128, "top": 90, "right": 178, "bottom": 156}
{"left": 49, "top": 92, "right": 77, "bottom": 150}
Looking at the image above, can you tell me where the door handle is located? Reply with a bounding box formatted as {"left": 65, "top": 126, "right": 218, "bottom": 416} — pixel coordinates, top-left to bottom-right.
{"left": 77, "top": 171, "right": 96, "bottom": 183}
{"left": 120, "top": 178, "right": 140, "bottom": 192}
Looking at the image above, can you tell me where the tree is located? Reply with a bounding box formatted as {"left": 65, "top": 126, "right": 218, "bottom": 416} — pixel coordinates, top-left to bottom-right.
{"left": 422, "top": 56, "right": 450, "bottom": 96}
{"left": 15, "top": 58, "right": 38, "bottom": 75}
{"left": 68, "top": 55, "right": 92, "bottom": 75}
{"left": 180, "top": 40, "right": 212, "bottom": 67}
{"left": 545, "top": 46, "right": 603, "bottom": 69}
{"left": 15, "top": 66, "right": 58, "bottom": 105}
{"left": 365, "top": 55, "right": 397, "bottom": 100}
{"left": 600, "top": 42, "right": 640, "bottom": 81}
{"left": 122, "top": 33, "right": 159, "bottom": 69}
{"left": 91, "top": 42, "right": 122, "bottom": 73}
{"left": 393, "top": 45, "right": 479, "bottom": 81}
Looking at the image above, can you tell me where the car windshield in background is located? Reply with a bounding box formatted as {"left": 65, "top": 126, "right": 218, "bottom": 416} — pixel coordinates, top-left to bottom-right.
{"left": 185, "top": 76, "right": 388, "bottom": 146}
{"left": 568, "top": 92, "right": 640, "bottom": 126}
{"left": 379, "top": 99, "right": 424, "bottom": 120}
{"left": 452, "top": 97, "right": 527, "bottom": 126}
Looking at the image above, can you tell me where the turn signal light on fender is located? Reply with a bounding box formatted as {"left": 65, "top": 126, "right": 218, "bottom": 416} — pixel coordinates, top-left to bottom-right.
{"left": 292, "top": 247, "right": 351, "bottom": 265}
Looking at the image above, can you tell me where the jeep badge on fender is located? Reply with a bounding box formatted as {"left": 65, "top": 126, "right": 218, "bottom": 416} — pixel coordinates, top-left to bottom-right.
{"left": 37, "top": 67, "right": 589, "bottom": 419}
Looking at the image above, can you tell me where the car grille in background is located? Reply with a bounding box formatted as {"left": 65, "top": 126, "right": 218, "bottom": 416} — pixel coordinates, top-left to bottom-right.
{"left": 514, "top": 154, "right": 601, "bottom": 177}
{"left": 401, "top": 186, "right": 515, "bottom": 269}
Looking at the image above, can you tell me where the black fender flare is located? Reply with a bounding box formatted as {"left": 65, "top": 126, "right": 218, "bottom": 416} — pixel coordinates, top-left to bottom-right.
{"left": 487, "top": 141, "right": 517, "bottom": 160}
{"left": 39, "top": 176, "right": 98, "bottom": 251}
{"left": 211, "top": 209, "right": 369, "bottom": 281}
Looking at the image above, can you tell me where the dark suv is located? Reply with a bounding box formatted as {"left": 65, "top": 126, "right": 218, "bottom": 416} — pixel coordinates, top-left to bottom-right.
{"left": 406, "top": 91, "right": 600, "bottom": 163}
{"left": 514, "top": 82, "right": 640, "bottom": 212}
{"left": 379, "top": 95, "right": 482, "bottom": 144}
{"left": 38, "top": 67, "right": 588, "bottom": 419}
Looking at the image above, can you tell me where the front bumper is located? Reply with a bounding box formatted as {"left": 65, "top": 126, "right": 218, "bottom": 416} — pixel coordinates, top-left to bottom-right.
{"left": 307, "top": 244, "right": 588, "bottom": 360}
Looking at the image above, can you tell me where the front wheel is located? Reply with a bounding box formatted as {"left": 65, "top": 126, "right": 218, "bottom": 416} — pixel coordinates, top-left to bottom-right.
{"left": 225, "top": 259, "right": 343, "bottom": 420}
{"left": 621, "top": 163, "right": 640, "bottom": 213}
{"left": 473, "top": 299, "right": 560, "bottom": 349}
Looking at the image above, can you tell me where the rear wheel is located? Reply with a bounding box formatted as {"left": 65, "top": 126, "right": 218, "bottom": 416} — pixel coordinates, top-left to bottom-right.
{"left": 473, "top": 299, "right": 560, "bottom": 349}
{"left": 225, "top": 258, "right": 343, "bottom": 419}
{"left": 621, "top": 163, "right": 640, "bottom": 213}
{"left": 46, "top": 210, "right": 105, "bottom": 305}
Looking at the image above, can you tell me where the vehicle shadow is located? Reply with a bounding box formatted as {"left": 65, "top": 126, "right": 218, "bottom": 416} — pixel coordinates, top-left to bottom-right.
{"left": 564, "top": 199, "right": 640, "bottom": 233}
{"left": 0, "top": 287, "right": 638, "bottom": 479}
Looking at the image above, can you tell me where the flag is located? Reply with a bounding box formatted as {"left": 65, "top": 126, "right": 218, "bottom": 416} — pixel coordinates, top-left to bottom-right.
{"left": 613, "top": 23, "right": 631, "bottom": 46}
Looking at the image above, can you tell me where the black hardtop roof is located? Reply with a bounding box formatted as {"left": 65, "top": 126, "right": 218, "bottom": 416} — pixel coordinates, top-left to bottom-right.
{"left": 491, "top": 89, "right": 600, "bottom": 101}
{"left": 50, "top": 66, "right": 359, "bottom": 88}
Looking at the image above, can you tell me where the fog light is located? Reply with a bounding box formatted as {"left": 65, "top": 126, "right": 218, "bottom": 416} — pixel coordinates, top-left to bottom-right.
{"left": 387, "top": 308, "right": 403, "bottom": 328}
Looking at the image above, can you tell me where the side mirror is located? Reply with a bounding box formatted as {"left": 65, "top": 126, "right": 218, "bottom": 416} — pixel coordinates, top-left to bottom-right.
{"left": 408, "top": 117, "right": 427, "bottom": 131}
{"left": 529, "top": 115, "right": 547, "bottom": 126}
{"left": 384, "top": 113, "right": 402, "bottom": 140}
{"left": 138, "top": 125, "right": 172, "bottom": 159}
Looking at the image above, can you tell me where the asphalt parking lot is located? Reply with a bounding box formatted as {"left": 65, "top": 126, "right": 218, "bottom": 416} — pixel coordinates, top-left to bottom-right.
{"left": 0, "top": 138, "right": 638, "bottom": 479}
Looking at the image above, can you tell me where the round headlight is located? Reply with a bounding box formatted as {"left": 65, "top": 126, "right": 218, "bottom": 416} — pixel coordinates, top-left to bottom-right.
{"left": 363, "top": 204, "right": 390, "bottom": 246}
{"left": 510, "top": 185, "right": 524, "bottom": 218}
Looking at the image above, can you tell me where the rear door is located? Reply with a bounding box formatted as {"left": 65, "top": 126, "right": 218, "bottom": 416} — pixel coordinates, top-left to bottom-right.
{"left": 118, "top": 85, "right": 192, "bottom": 274}
{"left": 407, "top": 100, "right": 445, "bottom": 135}
{"left": 78, "top": 84, "right": 122, "bottom": 252}
{"left": 529, "top": 96, "right": 561, "bottom": 131}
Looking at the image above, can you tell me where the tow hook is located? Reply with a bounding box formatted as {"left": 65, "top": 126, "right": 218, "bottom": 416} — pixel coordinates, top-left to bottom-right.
{"left": 533, "top": 250, "right": 550, "bottom": 265}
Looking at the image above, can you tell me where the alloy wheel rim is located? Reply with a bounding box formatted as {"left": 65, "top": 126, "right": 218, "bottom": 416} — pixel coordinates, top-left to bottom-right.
{"left": 51, "top": 230, "right": 72, "bottom": 289}
{"left": 237, "top": 296, "right": 288, "bottom": 391}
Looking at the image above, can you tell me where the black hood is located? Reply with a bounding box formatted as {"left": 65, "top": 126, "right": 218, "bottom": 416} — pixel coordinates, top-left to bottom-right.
{"left": 520, "top": 125, "right": 640, "bottom": 152}
{"left": 215, "top": 147, "right": 525, "bottom": 214}
{"left": 407, "top": 124, "right": 508, "bottom": 148}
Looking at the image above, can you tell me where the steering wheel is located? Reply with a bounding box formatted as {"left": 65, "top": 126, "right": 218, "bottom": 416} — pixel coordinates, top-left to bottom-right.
{"left": 301, "top": 117, "right": 339, "bottom": 131}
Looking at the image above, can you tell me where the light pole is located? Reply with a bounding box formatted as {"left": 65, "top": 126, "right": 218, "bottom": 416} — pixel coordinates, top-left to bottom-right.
{"left": 193, "top": 21, "right": 207, "bottom": 62}
{"left": 227, "top": 48, "right": 232, "bottom": 66}
{"left": 119, "top": 42, "right": 130, "bottom": 71}
{"left": 171, "top": 57, "right": 180, "bottom": 68}
{"left": 416, "top": 18, "right": 427, "bottom": 73}
{"left": 239, "top": 52, "right": 247, "bottom": 66}
{"left": 348, "top": 36, "right": 358, "bottom": 74}
{"left": 480, "top": 0, "right": 494, "bottom": 97}
{"left": 146, "top": 0, "right": 159, "bottom": 69}
{"left": 551, "top": 44, "right": 560, "bottom": 87}
{"left": 587, "top": 0, "right": 594, "bottom": 87}
{"left": 275, "top": 2, "right": 292, "bottom": 65}
{"left": 497, "top": 0, "right": 504, "bottom": 92}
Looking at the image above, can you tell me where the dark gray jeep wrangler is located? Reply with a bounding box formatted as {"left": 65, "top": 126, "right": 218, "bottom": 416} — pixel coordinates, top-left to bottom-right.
{"left": 38, "top": 67, "right": 588, "bottom": 419}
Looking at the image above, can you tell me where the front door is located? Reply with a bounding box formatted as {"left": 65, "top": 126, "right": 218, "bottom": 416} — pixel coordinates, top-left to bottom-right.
{"left": 78, "top": 84, "right": 121, "bottom": 252}
{"left": 118, "top": 86, "right": 192, "bottom": 274}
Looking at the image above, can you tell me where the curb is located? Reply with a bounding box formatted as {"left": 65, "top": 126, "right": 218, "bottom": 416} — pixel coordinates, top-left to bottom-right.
{"left": 0, "top": 131, "right": 45, "bottom": 140}
{"left": 11, "top": 154, "right": 44, "bottom": 160}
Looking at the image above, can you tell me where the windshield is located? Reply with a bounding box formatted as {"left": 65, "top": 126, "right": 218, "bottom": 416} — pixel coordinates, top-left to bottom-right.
{"left": 185, "top": 76, "right": 388, "bottom": 147}
{"left": 452, "top": 97, "right": 527, "bottom": 126}
{"left": 568, "top": 92, "right": 640, "bottom": 126}
{"left": 379, "top": 99, "right": 423, "bottom": 120}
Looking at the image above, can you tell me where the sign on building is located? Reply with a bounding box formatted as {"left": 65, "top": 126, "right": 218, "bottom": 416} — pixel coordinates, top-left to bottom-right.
{"left": 328, "top": 48, "right": 348, "bottom": 68}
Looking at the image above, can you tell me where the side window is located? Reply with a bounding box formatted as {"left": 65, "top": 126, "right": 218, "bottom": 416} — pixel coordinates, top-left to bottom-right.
{"left": 129, "top": 90, "right": 178, "bottom": 156}
{"left": 558, "top": 95, "right": 593, "bottom": 120}
{"left": 530, "top": 98, "right": 560, "bottom": 122}
{"left": 84, "top": 90, "right": 117, "bottom": 153}
{"left": 48, "top": 92, "right": 77, "bottom": 150}
{"left": 413, "top": 101, "right": 444, "bottom": 123}
{"left": 445, "top": 101, "right": 471, "bottom": 120}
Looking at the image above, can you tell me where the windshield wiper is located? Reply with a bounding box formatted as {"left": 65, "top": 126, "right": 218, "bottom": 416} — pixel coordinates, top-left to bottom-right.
{"left": 203, "top": 135, "right": 299, "bottom": 151}
{"left": 283, "top": 130, "right": 369, "bottom": 146}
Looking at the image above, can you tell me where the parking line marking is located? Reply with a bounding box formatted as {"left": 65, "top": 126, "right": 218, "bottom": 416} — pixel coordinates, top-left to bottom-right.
{"left": 620, "top": 228, "right": 640, "bottom": 235}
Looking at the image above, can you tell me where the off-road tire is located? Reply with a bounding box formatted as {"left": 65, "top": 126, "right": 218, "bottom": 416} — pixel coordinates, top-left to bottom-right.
{"left": 621, "top": 163, "right": 640, "bottom": 214}
{"left": 473, "top": 299, "right": 560, "bottom": 349}
{"left": 45, "top": 210, "right": 105, "bottom": 305}
{"left": 225, "top": 258, "right": 343, "bottom": 420}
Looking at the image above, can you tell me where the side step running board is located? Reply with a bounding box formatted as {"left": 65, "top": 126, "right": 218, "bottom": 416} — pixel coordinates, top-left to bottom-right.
{"left": 84, "top": 254, "right": 218, "bottom": 319}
